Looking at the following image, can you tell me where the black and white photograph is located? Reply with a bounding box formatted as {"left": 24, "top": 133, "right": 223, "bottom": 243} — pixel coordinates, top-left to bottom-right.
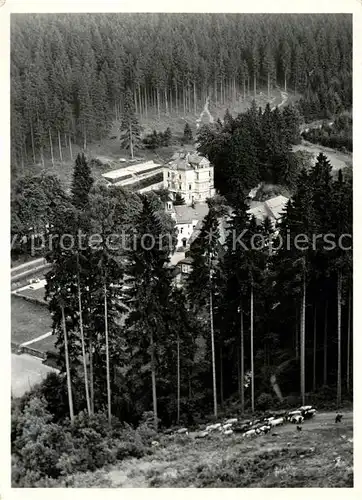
{"left": 6, "top": 3, "right": 356, "bottom": 489}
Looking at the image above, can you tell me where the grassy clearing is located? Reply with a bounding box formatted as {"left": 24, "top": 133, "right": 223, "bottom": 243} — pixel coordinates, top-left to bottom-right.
{"left": 292, "top": 141, "right": 353, "bottom": 174}
{"left": 11, "top": 295, "right": 51, "bottom": 346}
{"left": 15, "top": 286, "right": 46, "bottom": 303}
{"left": 56, "top": 411, "right": 352, "bottom": 488}
{"left": 17, "top": 88, "right": 298, "bottom": 190}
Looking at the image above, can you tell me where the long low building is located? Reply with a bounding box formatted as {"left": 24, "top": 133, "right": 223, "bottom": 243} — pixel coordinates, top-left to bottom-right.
{"left": 102, "top": 160, "right": 163, "bottom": 190}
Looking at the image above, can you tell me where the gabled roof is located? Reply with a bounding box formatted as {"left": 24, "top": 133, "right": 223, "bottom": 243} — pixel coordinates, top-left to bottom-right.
{"left": 264, "top": 195, "right": 289, "bottom": 220}
{"left": 247, "top": 195, "right": 289, "bottom": 223}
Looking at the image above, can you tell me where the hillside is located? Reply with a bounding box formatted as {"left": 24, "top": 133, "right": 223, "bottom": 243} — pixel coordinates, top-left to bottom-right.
{"left": 41, "top": 411, "right": 353, "bottom": 488}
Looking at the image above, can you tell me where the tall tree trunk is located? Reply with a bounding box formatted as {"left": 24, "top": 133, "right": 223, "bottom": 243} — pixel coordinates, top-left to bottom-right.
{"left": 284, "top": 72, "right": 287, "bottom": 93}
{"left": 156, "top": 87, "right": 160, "bottom": 120}
{"left": 177, "top": 334, "right": 180, "bottom": 424}
{"left": 243, "top": 79, "right": 246, "bottom": 100}
{"left": 61, "top": 305, "right": 74, "bottom": 423}
{"left": 104, "top": 283, "right": 112, "bottom": 426}
{"left": 323, "top": 300, "right": 328, "bottom": 386}
{"left": 138, "top": 85, "right": 142, "bottom": 117}
{"left": 220, "top": 343, "right": 224, "bottom": 408}
{"left": 40, "top": 146, "right": 45, "bottom": 168}
{"left": 337, "top": 271, "right": 342, "bottom": 408}
{"left": 237, "top": 348, "right": 241, "bottom": 399}
{"left": 193, "top": 81, "right": 197, "bottom": 116}
{"left": 210, "top": 288, "right": 217, "bottom": 418}
{"left": 83, "top": 124, "right": 87, "bottom": 151}
{"left": 250, "top": 282, "right": 255, "bottom": 413}
{"left": 77, "top": 255, "right": 91, "bottom": 415}
{"left": 254, "top": 74, "right": 257, "bottom": 98}
{"left": 30, "top": 121, "right": 36, "bottom": 164}
{"left": 134, "top": 89, "right": 138, "bottom": 115}
{"left": 183, "top": 86, "right": 186, "bottom": 115}
{"left": 48, "top": 129, "right": 54, "bottom": 167}
{"left": 214, "top": 78, "right": 217, "bottom": 105}
{"left": 175, "top": 81, "right": 178, "bottom": 115}
{"left": 267, "top": 73, "right": 270, "bottom": 98}
{"left": 89, "top": 335, "right": 94, "bottom": 413}
{"left": 58, "top": 130, "right": 63, "bottom": 162}
{"left": 347, "top": 287, "right": 351, "bottom": 392}
{"left": 240, "top": 302, "right": 245, "bottom": 414}
{"left": 164, "top": 87, "right": 169, "bottom": 115}
{"left": 313, "top": 304, "right": 317, "bottom": 392}
{"left": 150, "top": 328, "right": 158, "bottom": 429}
{"left": 300, "top": 265, "right": 306, "bottom": 405}
{"left": 129, "top": 124, "right": 134, "bottom": 159}
{"left": 145, "top": 87, "right": 148, "bottom": 118}
{"left": 69, "top": 134, "right": 73, "bottom": 161}
{"left": 296, "top": 303, "right": 299, "bottom": 360}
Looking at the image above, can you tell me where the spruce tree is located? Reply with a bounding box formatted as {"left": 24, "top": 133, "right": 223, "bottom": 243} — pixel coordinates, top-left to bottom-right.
{"left": 120, "top": 88, "right": 142, "bottom": 158}
{"left": 183, "top": 122, "right": 193, "bottom": 144}
{"left": 71, "top": 152, "right": 93, "bottom": 210}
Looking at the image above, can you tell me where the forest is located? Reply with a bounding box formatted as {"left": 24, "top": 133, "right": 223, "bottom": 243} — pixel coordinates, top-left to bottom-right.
{"left": 11, "top": 13, "right": 352, "bottom": 172}
{"left": 11, "top": 145, "right": 352, "bottom": 486}
{"left": 10, "top": 14, "right": 353, "bottom": 487}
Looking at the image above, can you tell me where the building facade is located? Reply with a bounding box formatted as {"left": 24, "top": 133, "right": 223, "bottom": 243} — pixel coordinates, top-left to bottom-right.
{"left": 163, "top": 151, "right": 215, "bottom": 205}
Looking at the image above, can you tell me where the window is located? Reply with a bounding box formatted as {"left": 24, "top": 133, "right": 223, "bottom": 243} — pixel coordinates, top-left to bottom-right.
{"left": 196, "top": 172, "right": 199, "bottom": 180}
{"left": 179, "top": 174, "right": 181, "bottom": 180}
{"left": 180, "top": 227, "right": 183, "bottom": 234}
{"left": 168, "top": 172, "right": 170, "bottom": 177}
{"left": 189, "top": 184, "right": 192, "bottom": 190}
{"left": 209, "top": 171, "right": 211, "bottom": 176}
{"left": 179, "top": 184, "right": 182, "bottom": 190}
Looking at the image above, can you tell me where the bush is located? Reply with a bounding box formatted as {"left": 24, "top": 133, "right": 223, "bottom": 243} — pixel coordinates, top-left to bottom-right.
{"left": 256, "top": 393, "right": 274, "bottom": 411}
{"left": 11, "top": 397, "right": 151, "bottom": 487}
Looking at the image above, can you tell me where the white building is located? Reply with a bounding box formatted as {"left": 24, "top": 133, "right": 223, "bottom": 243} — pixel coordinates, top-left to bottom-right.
{"left": 165, "top": 199, "right": 209, "bottom": 250}
{"left": 102, "top": 160, "right": 163, "bottom": 191}
{"left": 247, "top": 195, "right": 289, "bottom": 227}
{"left": 163, "top": 151, "right": 215, "bottom": 205}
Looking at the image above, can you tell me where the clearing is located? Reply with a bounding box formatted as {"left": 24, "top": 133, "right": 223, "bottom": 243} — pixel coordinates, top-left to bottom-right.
{"left": 292, "top": 140, "right": 352, "bottom": 174}
{"left": 16, "top": 88, "right": 298, "bottom": 190}
{"left": 11, "top": 295, "right": 52, "bottom": 347}
{"left": 11, "top": 353, "right": 58, "bottom": 398}
{"left": 63, "top": 411, "right": 353, "bottom": 488}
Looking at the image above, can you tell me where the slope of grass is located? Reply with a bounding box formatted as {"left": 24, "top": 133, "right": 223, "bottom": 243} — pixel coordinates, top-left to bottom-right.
{"left": 47, "top": 411, "right": 352, "bottom": 488}
{"left": 11, "top": 295, "right": 52, "bottom": 346}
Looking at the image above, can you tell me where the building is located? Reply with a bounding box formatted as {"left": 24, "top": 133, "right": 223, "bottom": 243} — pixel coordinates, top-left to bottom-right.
{"left": 102, "top": 160, "right": 163, "bottom": 191}
{"left": 163, "top": 151, "right": 215, "bottom": 205}
{"left": 165, "top": 199, "right": 209, "bottom": 249}
{"left": 247, "top": 195, "right": 289, "bottom": 227}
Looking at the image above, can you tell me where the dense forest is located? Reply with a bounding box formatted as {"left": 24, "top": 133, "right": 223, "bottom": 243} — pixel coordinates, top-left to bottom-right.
{"left": 11, "top": 147, "right": 352, "bottom": 486}
{"left": 11, "top": 13, "right": 352, "bottom": 171}
{"left": 11, "top": 14, "right": 353, "bottom": 487}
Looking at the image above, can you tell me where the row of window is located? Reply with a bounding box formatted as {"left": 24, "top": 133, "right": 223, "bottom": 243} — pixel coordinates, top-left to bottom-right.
{"left": 167, "top": 171, "right": 212, "bottom": 180}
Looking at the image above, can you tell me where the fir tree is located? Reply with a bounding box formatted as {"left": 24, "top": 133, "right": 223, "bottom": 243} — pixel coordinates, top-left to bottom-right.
{"left": 183, "top": 123, "right": 193, "bottom": 144}
{"left": 120, "top": 88, "right": 142, "bottom": 158}
{"left": 71, "top": 153, "right": 93, "bottom": 210}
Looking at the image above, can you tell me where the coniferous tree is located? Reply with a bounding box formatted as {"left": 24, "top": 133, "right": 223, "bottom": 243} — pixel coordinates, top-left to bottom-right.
{"left": 71, "top": 153, "right": 93, "bottom": 210}
{"left": 120, "top": 88, "right": 142, "bottom": 158}
{"left": 183, "top": 123, "right": 193, "bottom": 144}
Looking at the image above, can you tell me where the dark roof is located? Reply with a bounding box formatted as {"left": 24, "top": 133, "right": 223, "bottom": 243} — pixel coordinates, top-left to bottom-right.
{"left": 174, "top": 203, "right": 209, "bottom": 224}
{"left": 178, "top": 256, "right": 193, "bottom": 265}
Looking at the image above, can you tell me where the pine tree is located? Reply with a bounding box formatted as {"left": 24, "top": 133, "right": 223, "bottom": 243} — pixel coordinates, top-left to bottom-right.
{"left": 125, "top": 194, "right": 177, "bottom": 429}
{"left": 120, "top": 88, "right": 142, "bottom": 158}
{"left": 183, "top": 123, "right": 193, "bottom": 144}
{"left": 71, "top": 153, "right": 93, "bottom": 210}
{"left": 187, "top": 202, "right": 222, "bottom": 417}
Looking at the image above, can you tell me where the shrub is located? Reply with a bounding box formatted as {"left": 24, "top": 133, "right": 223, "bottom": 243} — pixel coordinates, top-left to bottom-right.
{"left": 256, "top": 393, "right": 274, "bottom": 411}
